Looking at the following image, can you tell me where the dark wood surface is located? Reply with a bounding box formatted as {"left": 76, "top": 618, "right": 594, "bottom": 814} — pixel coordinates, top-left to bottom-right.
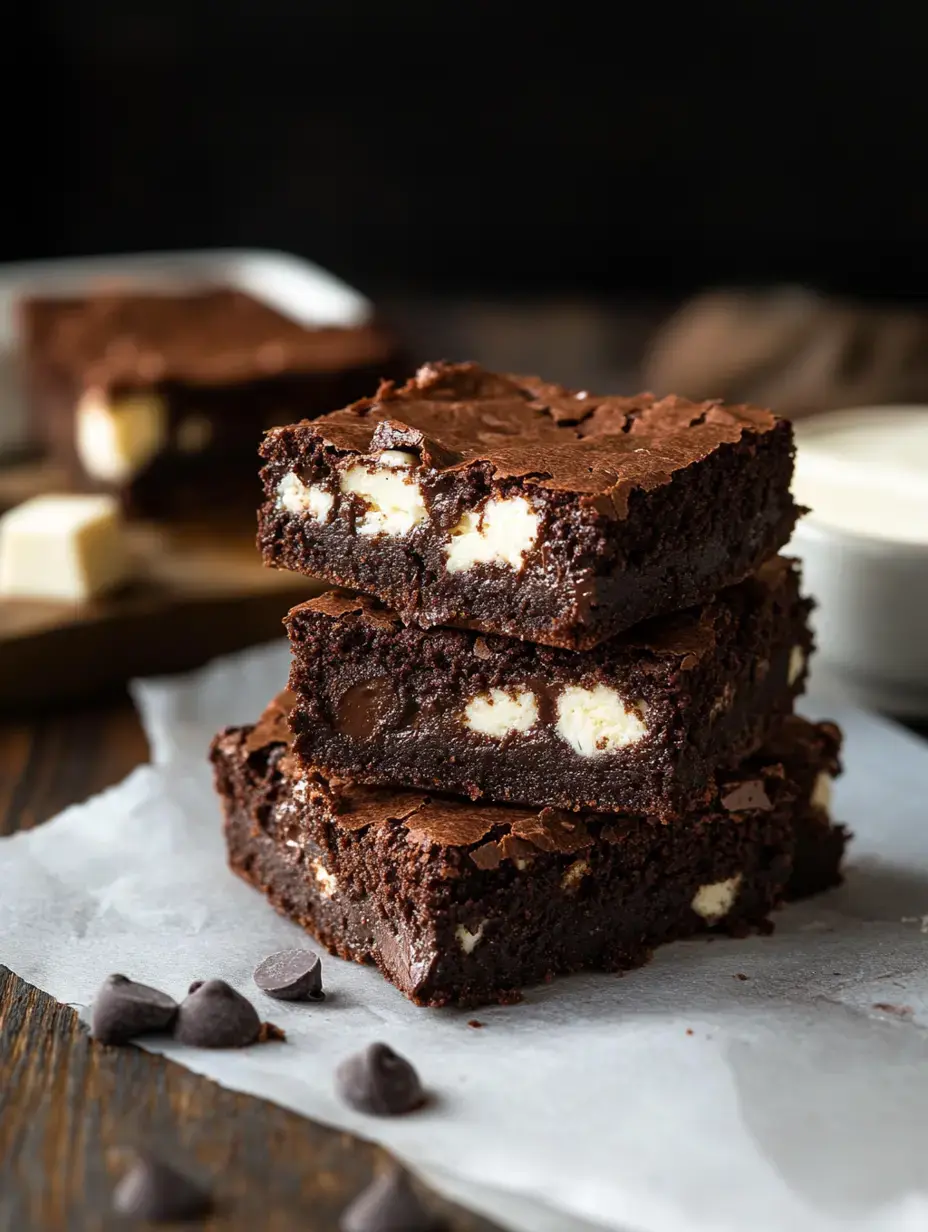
{"left": 0, "top": 698, "right": 500, "bottom": 1232}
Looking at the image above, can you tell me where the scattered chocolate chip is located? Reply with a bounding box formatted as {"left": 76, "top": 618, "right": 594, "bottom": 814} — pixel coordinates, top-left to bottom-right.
{"left": 335, "top": 1043, "right": 424, "bottom": 1116}
{"left": 467, "top": 1019, "right": 484, "bottom": 1029}
{"left": 735, "top": 973, "right": 749, "bottom": 981}
{"left": 686, "top": 1028, "right": 694, "bottom": 1036}
{"left": 91, "top": 974, "right": 177, "bottom": 1044}
{"left": 340, "top": 1167, "right": 437, "bottom": 1232}
{"left": 112, "top": 1153, "right": 211, "bottom": 1222}
{"left": 174, "top": 979, "right": 261, "bottom": 1048}
{"left": 720, "top": 780, "right": 772, "bottom": 812}
{"left": 253, "top": 949, "right": 324, "bottom": 1001}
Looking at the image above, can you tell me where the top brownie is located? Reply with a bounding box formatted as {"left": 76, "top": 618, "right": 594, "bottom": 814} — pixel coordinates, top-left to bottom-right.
{"left": 258, "top": 362, "right": 799, "bottom": 648}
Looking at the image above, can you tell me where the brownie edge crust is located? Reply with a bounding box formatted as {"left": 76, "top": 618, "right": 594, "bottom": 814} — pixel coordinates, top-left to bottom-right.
{"left": 211, "top": 696, "right": 846, "bottom": 1008}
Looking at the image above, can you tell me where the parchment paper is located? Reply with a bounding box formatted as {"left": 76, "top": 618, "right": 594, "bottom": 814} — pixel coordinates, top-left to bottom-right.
{"left": 3, "top": 639, "right": 928, "bottom": 1232}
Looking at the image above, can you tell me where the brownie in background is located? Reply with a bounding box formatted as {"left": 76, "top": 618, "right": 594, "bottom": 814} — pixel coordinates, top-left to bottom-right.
{"left": 19, "top": 288, "right": 407, "bottom": 518}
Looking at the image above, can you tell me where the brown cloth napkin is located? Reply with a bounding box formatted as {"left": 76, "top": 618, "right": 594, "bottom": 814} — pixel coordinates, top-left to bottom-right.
{"left": 642, "top": 288, "right": 928, "bottom": 417}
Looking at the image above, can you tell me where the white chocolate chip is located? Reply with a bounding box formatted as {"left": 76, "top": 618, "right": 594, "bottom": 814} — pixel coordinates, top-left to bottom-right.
{"left": 811, "top": 772, "right": 833, "bottom": 812}
{"left": 561, "top": 859, "right": 590, "bottom": 893}
{"left": 339, "top": 450, "right": 426, "bottom": 536}
{"left": 555, "top": 685, "right": 648, "bottom": 757}
{"left": 788, "top": 645, "right": 806, "bottom": 686}
{"left": 455, "top": 920, "right": 486, "bottom": 954}
{"left": 311, "top": 860, "right": 338, "bottom": 898}
{"left": 691, "top": 873, "right": 743, "bottom": 923}
{"left": 463, "top": 688, "right": 539, "bottom": 738}
{"left": 445, "top": 496, "right": 540, "bottom": 573}
{"left": 175, "top": 414, "right": 213, "bottom": 453}
{"left": 0, "top": 494, "right": 132, "bottom": 601}
{"left": 75, "top": 390, "right": 168, "bottom": 483}
{"left": 277, "top": 472, "right": 335, "bottom": 522}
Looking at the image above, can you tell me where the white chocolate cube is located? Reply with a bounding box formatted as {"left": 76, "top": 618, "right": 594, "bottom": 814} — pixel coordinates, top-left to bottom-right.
{"left": 0, "top": 494, "right": 132, "bottom": 601}
{"left": 76, "top": 390, "right": 168, "bottom": 483}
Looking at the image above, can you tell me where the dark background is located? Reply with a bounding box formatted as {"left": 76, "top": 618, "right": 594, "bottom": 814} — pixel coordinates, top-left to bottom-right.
{"left": 5, "top": 0, "right": 927, "bottom": 300}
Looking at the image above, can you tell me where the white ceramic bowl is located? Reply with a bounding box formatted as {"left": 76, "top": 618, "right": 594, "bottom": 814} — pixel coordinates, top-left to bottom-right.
{"left": 789, "top": 407, "right": 928, "bottom": 716}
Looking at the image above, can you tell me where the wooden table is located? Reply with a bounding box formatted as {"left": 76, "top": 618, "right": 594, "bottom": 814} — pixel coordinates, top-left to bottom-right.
{"left": 0, "top": 697, "right": 499, "bottom": 1231}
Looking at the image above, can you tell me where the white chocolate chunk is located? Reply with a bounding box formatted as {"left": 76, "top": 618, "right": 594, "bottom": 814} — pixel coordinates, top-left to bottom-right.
{"left": 75, "top": 389, "right": 167, "bottom": 483}
{"left": 455, "top": 920, "right": 486, "bottom": 954}
{"left": 276, "top": 472, "right": 334, "bottom": 522}
{"left": 691, "top": 873, "right": 743, "bottom": 922}
{"left": 311, "top": 859, "right": 338, "bottom": 898}
{"left": 463, "top": 688, "right": 539, "bottom": 737}
{"left": 788, "top": 645, "right": 806, "bottom": 686}
{"left": 445, "top": 496, "right": 539, "bottom": 573}
{"left": 811, "top": 772, "right": 833, "bottom": 812}
{"left": 339, "top": 450, "right": 426, "bottom": 536}
{"left": 561, "top": 859, "right": 590, "bottom": 893}
{"left": 175, "top": 414, "right": 213, "bottom": 453}
{"left": 555, "top": 685, "right": 648, "bottom": 757}
{"left": 0, "top": 494, "right": 131, "bottom": 601}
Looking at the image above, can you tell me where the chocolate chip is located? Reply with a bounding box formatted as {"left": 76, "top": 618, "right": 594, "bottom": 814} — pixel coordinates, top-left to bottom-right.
{"left": 112, "top": 1153, "right": 211, "bottom": 1222}
{"left": 335, "top": 1043, "right": 424, "bottom": 1116}
{"left": 340, "top": 1167, "right": 437, "bottom": 1232}
{"left": 91, "top": 974, "right": 177, "bottom": 1044}
{"left": 174, "top": 979, "right": 261, "bottom": 1048}
{"left": 720, "top": 779, "right": 772, "bottom": 812}
{"left": 253, "top": 949, "right": 324, "bottom": 1002}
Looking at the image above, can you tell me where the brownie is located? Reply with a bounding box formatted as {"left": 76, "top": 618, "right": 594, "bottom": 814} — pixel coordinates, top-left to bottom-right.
{"left": 285, "top": 558, "right": 812, "bottom": 818}
{"left": 211, "top": 696, "right": 846, "bottom": 1008}
{"left": 19, "top": 289, "right": 406, "bottom": 517}
{"left": 257, "top": 361, "right": 800, "bottom": 648}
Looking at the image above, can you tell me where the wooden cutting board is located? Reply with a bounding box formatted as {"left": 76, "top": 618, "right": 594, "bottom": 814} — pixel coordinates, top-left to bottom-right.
{"left": 0, "top": 460, "right": 323, "bottom": 711}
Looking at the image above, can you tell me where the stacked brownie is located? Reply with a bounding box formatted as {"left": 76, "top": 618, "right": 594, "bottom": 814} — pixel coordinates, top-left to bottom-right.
{"left": 212, "top": 362, "right": 848, "bottom": 1007}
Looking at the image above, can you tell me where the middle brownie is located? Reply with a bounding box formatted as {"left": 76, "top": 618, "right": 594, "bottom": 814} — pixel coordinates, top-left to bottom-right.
{"left": 286, "top": 556, "right": 812, "bottom": 818}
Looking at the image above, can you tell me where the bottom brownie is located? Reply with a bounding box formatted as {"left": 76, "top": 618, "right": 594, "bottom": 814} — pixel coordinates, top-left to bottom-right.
{"left": 210, "top": 696, "right": 847, "bottom": 1008}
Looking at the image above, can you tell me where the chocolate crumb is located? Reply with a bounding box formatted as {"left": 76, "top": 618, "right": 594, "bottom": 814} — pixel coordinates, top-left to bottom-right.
{"left": 258, "top": 1021, "right": 287, "bottom": 1042}
{"left": 467, "top": 1020, "right": 484, "bottom": 1029}
{"left": 686, "top": 1028, "right": 694, "bottom": 1036}
{"left": 872, "top": 1002, "right": 913, "bottom": 1017}
{"left": 735, "top": 973, "right": 749, "bottom": 981}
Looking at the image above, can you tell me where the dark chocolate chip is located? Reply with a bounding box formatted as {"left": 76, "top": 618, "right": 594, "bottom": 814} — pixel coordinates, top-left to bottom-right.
{"left": 91, "top": 974, "right": 177, "bottom": 1044}
{"left": 112, "top": 1153, "right": 211, "bottom": 1222}
{"left": 335, "top": 1043, "right": 424, "bottom": 1116}
{"left": 720, "top": 779, "right": 773, "bottom": 812}
{"left": 340, "top": 1167, "right": 437, "bottom": 1232}
{"left": 174, "top": 979, "right": 261, "bottom": 1048}
{"left": 253, "top": 949, "right": 324, "bottom": 1002}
